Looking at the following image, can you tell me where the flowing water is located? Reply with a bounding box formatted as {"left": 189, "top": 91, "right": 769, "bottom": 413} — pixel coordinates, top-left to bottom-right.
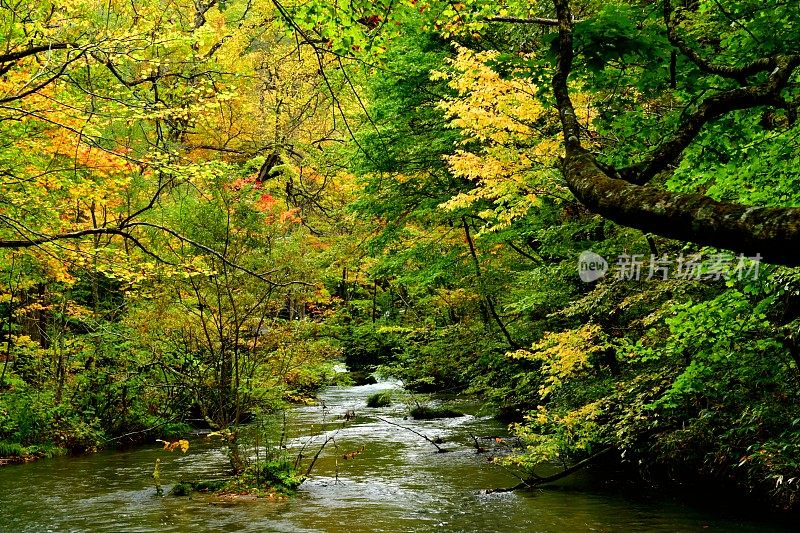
{"left": 0, "top": 381, "right": 793, "bottom": 532}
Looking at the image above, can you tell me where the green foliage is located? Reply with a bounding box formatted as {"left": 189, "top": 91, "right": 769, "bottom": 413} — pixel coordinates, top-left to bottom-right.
{"left": 379, "top": 325, "right": 504, "bottom": 392}
{"left": 236, "top": 460, "right": 305, "bottom": 494}
{"left": 572, "top": 4, "right": 666, "bottom": 71}
{"left": 335, "top": 324, "right": 410, "bottom": 371}
{"left": 0, "top": 442, "right": 24, "bottom": 457}
{"left": 366, "top": 391, "right": 393, "bottom": 408}
{"left": 169, "top": 479, "right": 229, "bottom": 496}
{"left": 3, "top": 0, "right": 800, "bottom": 514}
{"left": 160, "top": 423, "right": 193, "bottom": 441}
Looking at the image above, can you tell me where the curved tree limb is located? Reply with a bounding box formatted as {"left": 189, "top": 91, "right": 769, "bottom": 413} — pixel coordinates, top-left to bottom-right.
{"left": 376, "top": 416, "right": 449, "bottom": 453}
{"left": 614, "top": 54, "right": 799, "bottom": 185}
{"left": 0, "top": 50, "right": 88, "bottom": 104}
{"left": 551, "top": 0, "right": 800, "bottom": 267}
{"left": 487, "top": 446, "right": 614, "bottom": 493}
{"left": 563, "top": 0, "right": 800, "bottom": 186}
{"left": 662, "top": 0, "right": 795, "bottom": 82}
{"left": 0, "top": 217, "right": 310, "bottom": 287}
{"left": 126, "top": 221, "right": 312, "bottom": 287}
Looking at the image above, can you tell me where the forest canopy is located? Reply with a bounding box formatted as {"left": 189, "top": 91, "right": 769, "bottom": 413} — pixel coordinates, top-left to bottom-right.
{"left": 2, "top": 0, "right": 800, "bottom": 512}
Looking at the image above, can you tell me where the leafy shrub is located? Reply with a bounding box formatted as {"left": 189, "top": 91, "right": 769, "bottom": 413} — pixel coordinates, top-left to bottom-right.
{"left": 366, "top": 391, "right": 392, "bottom": 407}
{"left": 336, "top": 324, "right": 410, "bottom": 370}
{"left": 159, "top": 422, "right": 193, "bottom": 441}
{"left": 235, "top": 460, "right": 305, "bottom": 494}
{"left": 0, "top": 441, "right": 24, "bottom": 456}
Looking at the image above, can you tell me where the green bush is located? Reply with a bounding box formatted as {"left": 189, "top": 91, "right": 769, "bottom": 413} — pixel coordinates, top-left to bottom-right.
{"left": 336, "top": 324, "right": 410, "bottom": 370}
{"left": 233, "top": 460, "right": 305, "bottom": 494}
{"left": 159, "top": 422, "right": 193, "bottom": 441}
{"left": 366, "top": 391, "right": 392, "bottom": 407}
{"left": 0, "top": 441, "right": 24, "bottom": 456}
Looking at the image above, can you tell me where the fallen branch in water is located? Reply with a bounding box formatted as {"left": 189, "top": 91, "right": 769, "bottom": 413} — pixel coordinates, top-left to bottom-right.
{"left": 470, "top": 434, "right": 486, "bottom": 453}
{"left": 486, "top": 446, "right": 614, "bottom": 493}
{"left": 305, "top": 433, "right": 338, "bottom": 477}
{"left": 376, "top": 416, "right": 449, "bottom": 453}
{"left": 470, "top": 434, "right": 520, "bottom": 453}
{"left": 102, "top": 415, "right": 180, "bottom": 443}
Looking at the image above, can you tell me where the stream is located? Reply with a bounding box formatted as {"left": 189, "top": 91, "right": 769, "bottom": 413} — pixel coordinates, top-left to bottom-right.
{"left": 0, "top": 381, "right": 794, "bottom": 532}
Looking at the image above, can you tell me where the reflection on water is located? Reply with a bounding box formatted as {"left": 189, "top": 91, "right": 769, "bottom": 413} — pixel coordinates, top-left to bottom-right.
{"left": 0, "top": 381, "right": 792, "bottom": 532}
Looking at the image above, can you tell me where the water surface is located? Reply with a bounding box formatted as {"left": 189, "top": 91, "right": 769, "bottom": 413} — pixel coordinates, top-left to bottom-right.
{"left": 0, "top": 382, "right": 791, "bottom": 532}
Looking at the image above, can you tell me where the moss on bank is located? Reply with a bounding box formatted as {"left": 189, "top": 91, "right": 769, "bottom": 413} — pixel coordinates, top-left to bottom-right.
{"left": 169, "top": 460, "right": 304, "bottom": 498}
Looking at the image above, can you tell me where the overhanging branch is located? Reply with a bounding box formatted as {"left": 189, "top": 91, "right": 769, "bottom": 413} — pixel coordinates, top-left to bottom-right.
{"left": 564, "top": 147, "right": 800, "bottom": 266}
{"left": 615, "top": 55, "right": 799, "bottom": 184}
{"left": 0, "top": 219, "right": 310, "bottom": 287}
{"left": 551, "top": 0, "right": 800, "bottom": 267}
{"left": 487, "top": 446, "right": 615, "bottom": 493}
{"left": 663, "top": 0, "right": 795, "bottom": 82}
{"left": 0, "top": 43, "right": 74, "bottom": 64}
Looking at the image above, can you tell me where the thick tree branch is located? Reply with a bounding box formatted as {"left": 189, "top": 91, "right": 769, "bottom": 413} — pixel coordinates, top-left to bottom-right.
{"left": 551, "top": 0, "right": 800, "bottom": 267}
{"left": 552, "top": 0, "right": 582, "bottom": 145}
{"left": 563, "top": 147, "right": 800, "bottom": 265}
{"left": 0, "top": 43, "right": 74, "bottom": 64}
{"left": 615, "top": 55, "right": 800, "bottom": 185}
{"left": 663, "top": 0, "right": 794, "bottom": 81}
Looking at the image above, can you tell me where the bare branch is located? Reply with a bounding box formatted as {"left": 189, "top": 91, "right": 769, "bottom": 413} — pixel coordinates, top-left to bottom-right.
{"left": 376, "top": 416, "right": 449, "bottom": 453}
{"left": 126, "top": 221, "right": 313, "bottom": 287}
{"left": 487, "top": 446, "right": 614, "bottom": 493}
{"left": 0, "top": 226, "right": 127, "bottom": 248}
{"left": 0, "top": 43, "right": 74, "bottom": 64}
{"left": 0, "top": 50, "right": 87, "bottom": 104}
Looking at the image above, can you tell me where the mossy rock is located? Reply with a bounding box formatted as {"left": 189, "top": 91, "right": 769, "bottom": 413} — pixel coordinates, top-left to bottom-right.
{"left": 192, "top": 479, "right": 228, "bottom": 492}
{"left": 170, "top": 479, "right": 229, "bottom": 496}
{"left": 366, "top": 391, "right": 392, "bottom": 408}
{"left": 349, "top": 371, "right": 378, "bottom": 385}
{"left": 169, "top": 482, "right": 194, "bottom": 496}
{"left": 409, "top": 406, "right": 464, "bottom": 419}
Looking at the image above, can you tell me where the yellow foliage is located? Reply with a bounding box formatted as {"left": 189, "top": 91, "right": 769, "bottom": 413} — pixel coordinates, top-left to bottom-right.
{"left": 433, "top": 45, "right": 594, "bottom": 232}
{"left": 512, "top": 324, "right": 609, "bottom": 398}
{"left": 157, "top": 439, "right": 190, "bottom": 453}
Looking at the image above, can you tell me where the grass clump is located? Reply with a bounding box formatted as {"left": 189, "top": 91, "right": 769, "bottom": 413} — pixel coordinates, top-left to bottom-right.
{"left": 0, "top": 441, "right": 24, "bottom": 456}
{"left": 366, "top": 391, "right": 392, "bottom": 408}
